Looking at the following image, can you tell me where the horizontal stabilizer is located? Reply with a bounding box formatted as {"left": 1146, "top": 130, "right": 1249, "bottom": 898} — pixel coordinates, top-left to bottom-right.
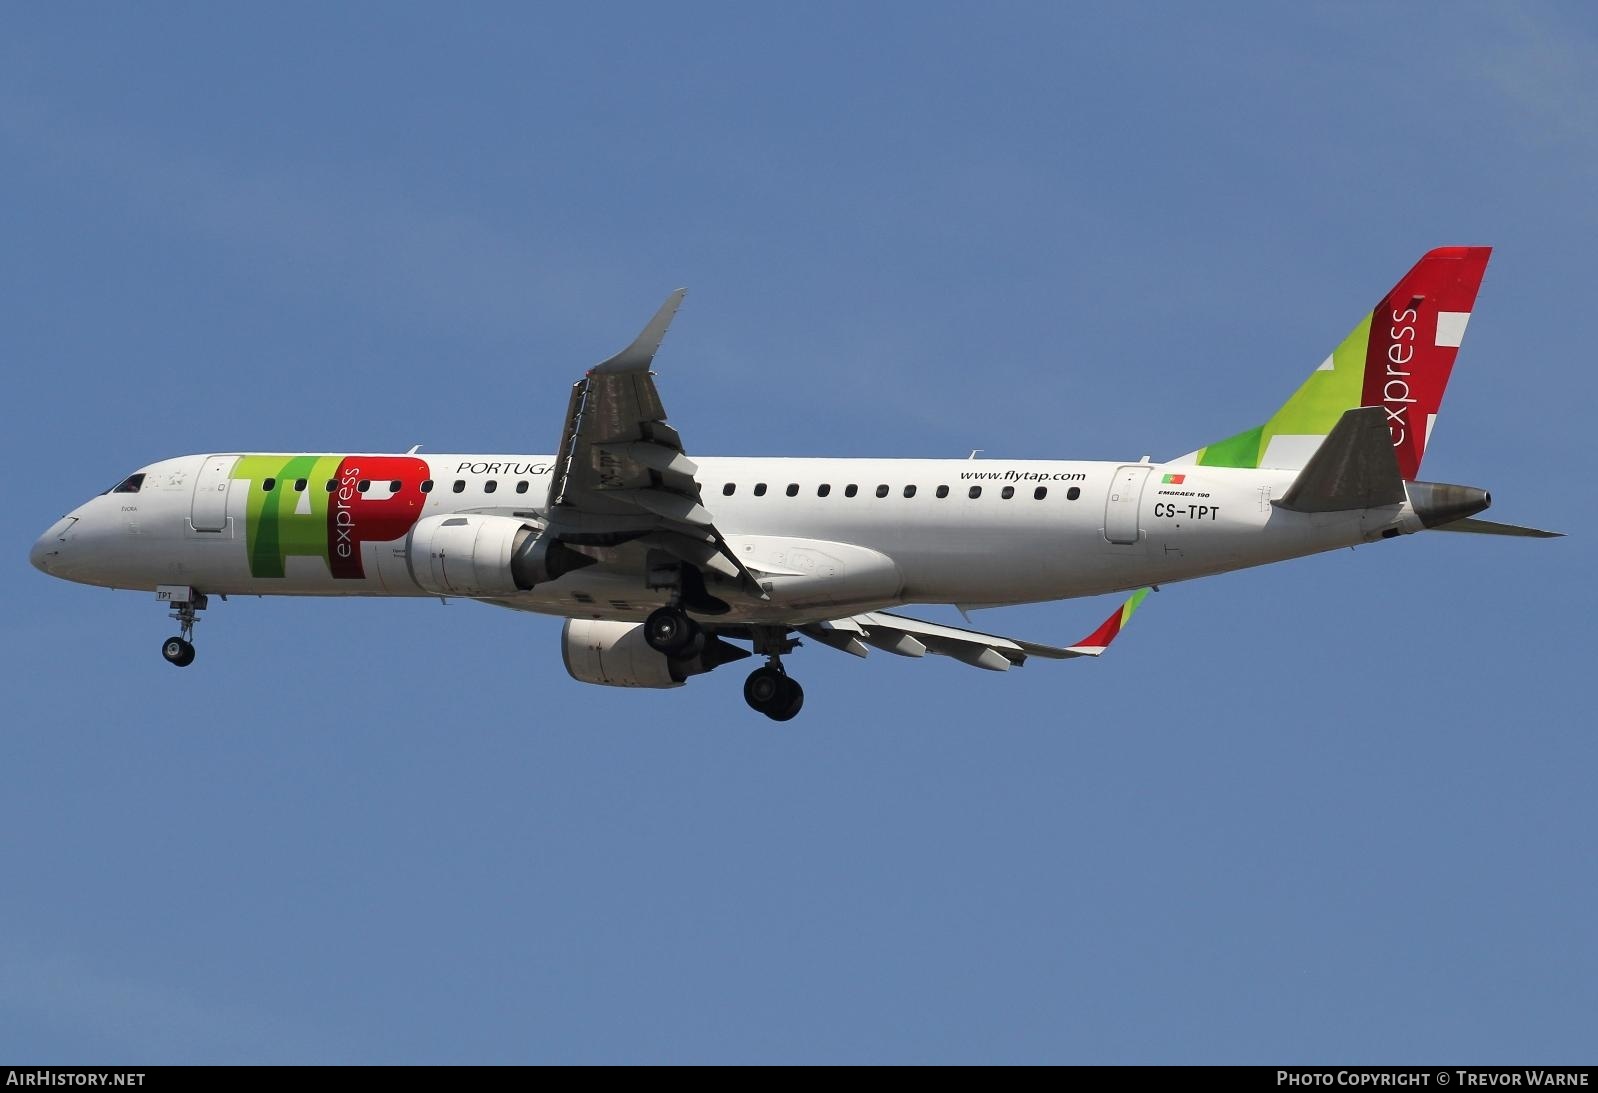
{"left": 1275, "top": 406, "right": 1405, "bottom": 513}
{"left": 1432, "top": 517, "right": 1564, "bottom": 539}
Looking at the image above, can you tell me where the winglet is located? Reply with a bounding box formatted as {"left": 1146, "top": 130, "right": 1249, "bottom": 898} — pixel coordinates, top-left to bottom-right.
{"left": 592, "top": 289, "right": 687, "bottom": 375}
{"left": 1066, "top": 588, "right": 1150, "bottom": 657}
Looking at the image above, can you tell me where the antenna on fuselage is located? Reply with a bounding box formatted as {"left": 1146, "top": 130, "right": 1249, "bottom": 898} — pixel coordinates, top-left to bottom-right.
{"left": 406, "top": 444, "right": 423, "bottom": 455}
{"left": 968, "top": 449, "right": 982, "bottom": 460}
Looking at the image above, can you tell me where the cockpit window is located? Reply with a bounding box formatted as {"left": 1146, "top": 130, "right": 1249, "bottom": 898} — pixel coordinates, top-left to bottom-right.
{"left": 107, "top": 473, "right": 145, "bottom": 494}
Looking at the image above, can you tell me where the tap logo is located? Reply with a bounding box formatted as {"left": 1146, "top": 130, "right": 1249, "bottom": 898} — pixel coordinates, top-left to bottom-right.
{"left": 232, "top": 455, "right": 429, "bottom": 579}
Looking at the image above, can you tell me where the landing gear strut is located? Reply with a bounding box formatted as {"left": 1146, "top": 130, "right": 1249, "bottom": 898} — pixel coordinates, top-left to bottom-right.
{"left": 743, "top": 627, "right": 804, "bottom": 722}
{"left": 159, "top": 587, "right": 207, "bottom": 668}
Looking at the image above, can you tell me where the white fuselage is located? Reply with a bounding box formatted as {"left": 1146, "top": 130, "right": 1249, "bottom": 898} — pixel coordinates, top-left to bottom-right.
{"left": 31, "top": 451, "right": 1420, "bottom": 625}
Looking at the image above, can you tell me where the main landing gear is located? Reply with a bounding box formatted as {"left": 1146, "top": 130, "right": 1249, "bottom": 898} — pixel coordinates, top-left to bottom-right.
{"left": 645, "top": 608, "right": 808, "bottom": 722}
{"left": 642, "top": 564, "right": 727, "bottom": 659}
{"left": 158, "top": 587, "right": 207, "bottom": 668}
{"left": 743, "top": 663, "right": 804, "bottom": 722}
{"left": 644, "top": 605, "right": 705, "bottom": 658}
{"left": 742, "top": 627, "right": 804, "bottom": 722}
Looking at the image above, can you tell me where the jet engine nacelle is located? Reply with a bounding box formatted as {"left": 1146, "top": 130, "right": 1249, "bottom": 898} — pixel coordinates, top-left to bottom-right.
{"left": 561, "top": 618, "right": 750, "bottom": 688}
{"left": 407, "top": 513, "right": 593, "bottom": 597}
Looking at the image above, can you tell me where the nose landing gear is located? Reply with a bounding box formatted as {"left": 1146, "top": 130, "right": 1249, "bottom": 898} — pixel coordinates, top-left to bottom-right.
{"left": 157, "top": 586, "right": 207, "bottom": 668}
{"left": 161, "top": 636, "right": 196, "bottom": 667}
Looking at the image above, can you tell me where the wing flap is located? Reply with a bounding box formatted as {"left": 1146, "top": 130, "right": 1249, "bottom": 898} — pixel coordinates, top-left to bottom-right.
{"left": 805, "top": 590, "right": 1152, "bottom": 669}
{"left": 618, "top": 488, "right": 714, "bottom": 527}
{"left": 807, "top": 620, "right": 871, "bottom": 658}
{"left": 604, "top": 442, "right": 699, "bottom": 480}
{"left": 804, "top": 611, "right": 1075, "bottom": 669}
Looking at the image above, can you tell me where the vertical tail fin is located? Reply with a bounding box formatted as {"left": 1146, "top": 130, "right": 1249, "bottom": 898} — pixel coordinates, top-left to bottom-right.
{"left": 1174, "top": 246, "right": 1492, "bottom": 479}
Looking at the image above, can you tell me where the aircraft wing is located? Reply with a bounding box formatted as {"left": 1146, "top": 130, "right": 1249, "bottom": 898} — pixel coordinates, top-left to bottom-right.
{"left": 545, "top": 290, "right": 763, "bottom": 595}
{"left": 800, "top": 589, "right": 1150, "bottom": 670}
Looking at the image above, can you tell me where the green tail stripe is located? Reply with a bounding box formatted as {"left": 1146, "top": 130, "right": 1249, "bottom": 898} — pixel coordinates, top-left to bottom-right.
{"left": 1197, "top": 424, "right": 1264, "bottom": 469}
{"left": 1194, "top": 312, "right": 1373, "bottom": 469}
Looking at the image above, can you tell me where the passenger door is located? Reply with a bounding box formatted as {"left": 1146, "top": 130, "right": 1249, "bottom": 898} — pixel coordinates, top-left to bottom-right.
{"left": 190, "top": 456, "right": 237, "bottom": 533}
{"left": 1103, "top": 465, "right": 1150, "bottom": 545}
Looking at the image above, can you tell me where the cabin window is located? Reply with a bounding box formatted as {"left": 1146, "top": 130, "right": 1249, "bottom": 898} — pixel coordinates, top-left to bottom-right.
{"left": 1034, "top": 486, "right": 1047, "bottom": 500}
{"left": 516, "top": 481, "right": 529, "bottom": 494}
{"left": 817, "top": 484, "right": 831, "bottom": 497}
{"left": 753, "top": 483, "right": 767, "bottom": 496}
{"left": 936, "top": 485, "right": 949, "bottom": 498}
{"left": 786, "top": 483, "right": 799, "bottom": 497}
{"left": 108, "top": 473, "right": 145, "bottom": 494}
{"left": 485, "top": 480, "right": 497, "bottom": 494}
{"left": 722, "top": 483, "right": 735, "bottom": 496}
{"left": 453, "top": 480, "right": 465, "bottom": 494}
{"left": 262, "top": 477, "right": 276, "bottom": 492}
{"left": 1067, "top": 486, "right": 1081, "bottom": 501}
{"left": 875, "top": 484, "right": 889, "bottom": 498}
{"left": 294, "top": 478, "right": 308, "bottom": 493}
{"left": 325, "top": 480, "right": 336, "bottom": 492}
{"left": 421, "top": 480, "right": 434, "bottom": 494}
{"left": 968, "top": 486, "right": 982, "bottom": 498}
{"left": 903, "top": 485, "right": 917, "bottom": 498}
{"left": 357, "top": 480, "right": 371, "bottom": 493}
{"left": 390, "top": 479, "right": 402, "bottom": 492}
{"left": 1002, "top": 486, "right": 1015, "bottom": 499}
{"left": 845, "top": 484, "right": 859, "bottom": 497}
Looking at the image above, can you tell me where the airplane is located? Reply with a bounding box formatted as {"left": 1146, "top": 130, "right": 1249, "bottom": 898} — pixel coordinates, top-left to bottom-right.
{"left": 30, "top": 246, "right": 1559, "bottom": 720}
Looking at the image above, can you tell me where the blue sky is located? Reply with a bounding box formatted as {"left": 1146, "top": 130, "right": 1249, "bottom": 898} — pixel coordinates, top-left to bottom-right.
{"left": 3, "top": 3, "right": 1594, "bottom": 1063}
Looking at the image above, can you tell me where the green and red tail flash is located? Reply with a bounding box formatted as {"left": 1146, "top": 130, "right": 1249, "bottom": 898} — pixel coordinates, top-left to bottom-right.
{"left": 1178, "top": 246, "right": 1492, "bottom": 480}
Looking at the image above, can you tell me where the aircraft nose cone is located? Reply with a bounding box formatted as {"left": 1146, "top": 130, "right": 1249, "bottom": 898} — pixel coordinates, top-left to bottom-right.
{"left": 30, "top": 531, "right": 53, "bottom": 573}
{"left": 30, "top": 515, "right": 77, "bottom": 575}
